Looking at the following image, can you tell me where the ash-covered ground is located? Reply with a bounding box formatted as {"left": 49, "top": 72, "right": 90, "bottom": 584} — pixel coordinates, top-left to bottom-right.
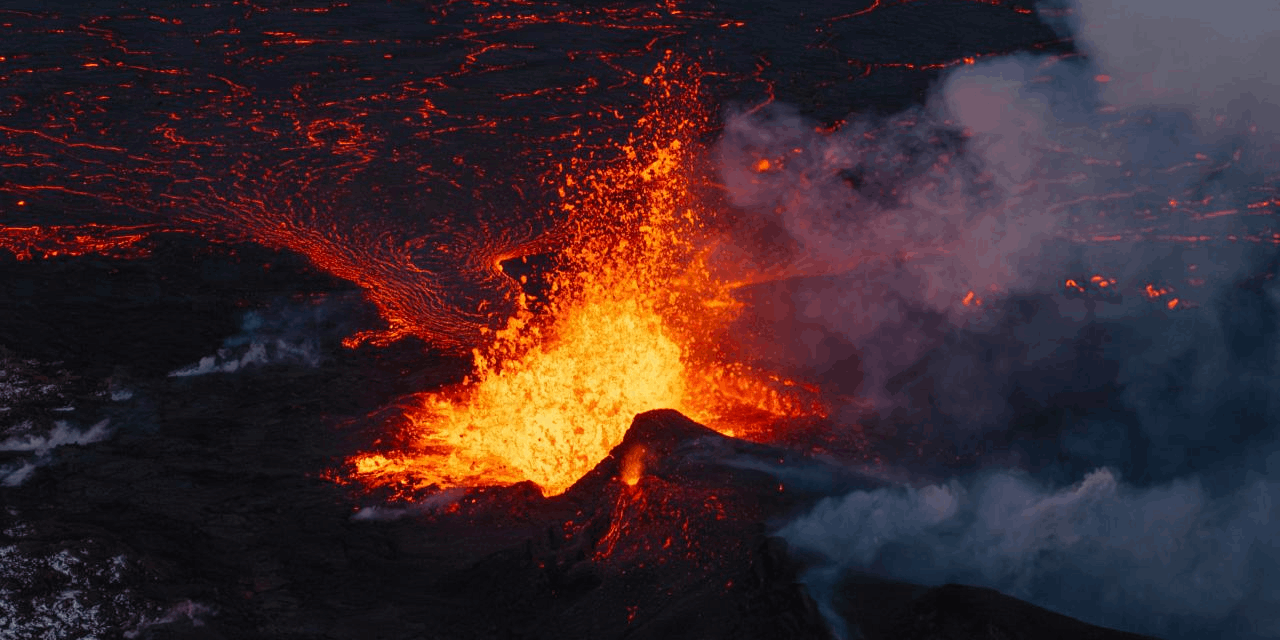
{"left": 3, "top": 1, "right": 1280, "bottom": 639}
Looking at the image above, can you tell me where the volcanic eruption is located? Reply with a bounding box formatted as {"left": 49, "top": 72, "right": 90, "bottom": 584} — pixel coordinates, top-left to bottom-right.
{"left": 346, "top": 54, "right": 829, "bottom": 497}
{"left": 2, "top": 0, "right": 1278, "bottom": 638}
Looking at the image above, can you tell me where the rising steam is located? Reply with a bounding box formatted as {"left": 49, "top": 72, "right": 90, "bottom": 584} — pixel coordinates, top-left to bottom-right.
{"left": 741, "top": 0, "right": 1280, "bottom": 638}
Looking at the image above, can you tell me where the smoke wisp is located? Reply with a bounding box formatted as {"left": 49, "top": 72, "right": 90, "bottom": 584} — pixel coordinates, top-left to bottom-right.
{"left": 168, "top": 297, "right": 356, "bottom": 377}
{"left": 781, "top": 467, "right": 1280, "bottom": 639}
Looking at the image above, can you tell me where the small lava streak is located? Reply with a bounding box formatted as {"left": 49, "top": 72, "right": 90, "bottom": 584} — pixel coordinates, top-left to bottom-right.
{"left": 620, "top": 445, "right": 646, "bottom": 487}
{"left": 1142, "top": 282, "right": 1185, "bottom": 309}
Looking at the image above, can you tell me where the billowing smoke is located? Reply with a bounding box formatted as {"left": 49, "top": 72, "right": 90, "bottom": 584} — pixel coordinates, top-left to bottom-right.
{"left": 0, "top": 420, "right": 113, "bottom": 486}
{"left": 123, "top": 600, "right": 216, "bottom": 639}
{"left": 781, "top": 467, "right": 1280, "bottom": 639}
{"left": 1042, "top": 0, "right": 1280, "bottom": 125}
{"left": 725, "top": 0, "right": 1280, "bottom": 637}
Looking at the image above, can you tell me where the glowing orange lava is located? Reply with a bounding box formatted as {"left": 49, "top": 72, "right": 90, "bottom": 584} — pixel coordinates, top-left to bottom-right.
{"left": 0, "top": 224, "right": 168, "bottom": 261}
{"left": 348, "top": 54, "right": 824, "bottom": 497}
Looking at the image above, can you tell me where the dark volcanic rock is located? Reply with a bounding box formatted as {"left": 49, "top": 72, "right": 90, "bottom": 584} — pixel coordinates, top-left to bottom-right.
{"left": 838, "top": 573, "right": 1161, "bottom": 640}
{"left": 434, "top": 409, "right": 840, "bottom": 640}
{"left": 2, "top": 376, "right": 1163, "bottom": 640}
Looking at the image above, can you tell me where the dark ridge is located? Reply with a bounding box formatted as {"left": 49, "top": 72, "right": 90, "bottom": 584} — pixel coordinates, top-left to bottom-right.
{"left": 839, "top": 573, "right": 1162, "bottom": 640}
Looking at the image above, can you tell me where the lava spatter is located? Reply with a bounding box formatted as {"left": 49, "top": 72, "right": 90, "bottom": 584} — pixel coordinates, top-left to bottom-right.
{"left": 347, "top": 56, "right": 826, "bottom": 497}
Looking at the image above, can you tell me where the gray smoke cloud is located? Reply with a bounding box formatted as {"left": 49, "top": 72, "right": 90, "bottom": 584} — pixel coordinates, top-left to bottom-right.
{"left": 781, "top": 467, "right": 1280, "bottom": 639}
{"left": 718, "top": 53, "right": 1273, "bottom": 418}
{"left": 725, "top": 0, "right": 1280, "bottom": 637}
{"left": 1046, "top": 0, "right": 1280, "bottom": 127}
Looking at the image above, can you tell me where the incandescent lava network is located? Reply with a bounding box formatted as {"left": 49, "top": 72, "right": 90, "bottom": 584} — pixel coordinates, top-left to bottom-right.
{"left": 2, "top": 0, "right": 1276, "bottom": 500}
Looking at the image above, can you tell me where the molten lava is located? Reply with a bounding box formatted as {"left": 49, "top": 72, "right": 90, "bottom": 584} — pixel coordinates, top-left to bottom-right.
{"left": 349, "top": 55, "right": 824, "bottom": 497}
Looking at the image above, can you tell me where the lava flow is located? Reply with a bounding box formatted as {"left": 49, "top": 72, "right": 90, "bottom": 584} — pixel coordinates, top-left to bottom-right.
{"left": 5, "top": 0, "right": 1269, "bottom": 503}
{"left": 0, "top": 223, "right": 168, "bottom": 261}
{"left": 349, "top": 56, "right": 824, "bottom": 497}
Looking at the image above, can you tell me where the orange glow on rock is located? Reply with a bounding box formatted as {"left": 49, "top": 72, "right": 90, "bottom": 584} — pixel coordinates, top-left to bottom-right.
{"left": 1086, "top": 274, "right": 1117, "bottom": 290}
{"left": 1145, "top": 283, "right": 1171, "bottom": 298}
{"left": 620, "top": 445, "right": 646, "bottom": 487}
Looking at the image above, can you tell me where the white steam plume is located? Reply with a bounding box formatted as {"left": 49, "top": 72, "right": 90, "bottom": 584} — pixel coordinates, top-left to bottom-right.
{"left": 716, "top": 25, "right": 1275, "bottom": 425}
{"left": 0, "top": 419, "right": 112, "bottom": 486}
{"left": 1050, "top": 0, "right": 1280, "bottom": 128}
{"left": 736, "top": 0, "right": 1280, "bottom": 637}
{"left": 781, "top": 468, "right": 1280, "bottom": 639}
{"left": 167, "top": 300, "right": 345, "bottom": 377}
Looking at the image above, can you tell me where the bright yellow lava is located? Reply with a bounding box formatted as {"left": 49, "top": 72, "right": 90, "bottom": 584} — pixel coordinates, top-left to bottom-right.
{"left": 385, "top": 295, "right": 693, "bottom": 495}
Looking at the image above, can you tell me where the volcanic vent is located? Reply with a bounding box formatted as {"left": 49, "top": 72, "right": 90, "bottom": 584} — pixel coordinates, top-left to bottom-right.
{"left": 343, "top": 56, "right": 829, "bottom": 499}
{"left": 377, "top": 409, "right": 1159, "bottom": 640}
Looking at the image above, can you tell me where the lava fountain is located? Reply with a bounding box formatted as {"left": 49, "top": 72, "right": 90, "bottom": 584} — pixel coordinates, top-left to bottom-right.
{"left": 349, "top": 55, "right": 823, "bottom": 497}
